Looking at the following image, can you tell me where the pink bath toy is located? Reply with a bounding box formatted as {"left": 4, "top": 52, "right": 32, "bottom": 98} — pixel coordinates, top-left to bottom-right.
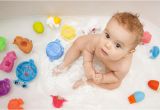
{"left": 0, "top": 51, "right": 17, "bottom": 73}
{"left": 141, "top": 31, "right": 152, "bottom": 44}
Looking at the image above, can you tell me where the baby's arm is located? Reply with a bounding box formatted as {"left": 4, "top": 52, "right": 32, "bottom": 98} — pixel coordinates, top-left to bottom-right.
{"left": 83, "top": 37, "right": 97, "bottom": 79}
{"left": 83, "top": 50, "right": 95, "bottom": 79}
{"left": 93, "top": 70, "right": 128, "bottom": 84}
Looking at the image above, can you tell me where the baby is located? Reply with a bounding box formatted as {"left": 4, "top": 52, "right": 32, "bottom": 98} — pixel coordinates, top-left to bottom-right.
{"left": 53, "top": 12, "right": 144, "bottom": 90}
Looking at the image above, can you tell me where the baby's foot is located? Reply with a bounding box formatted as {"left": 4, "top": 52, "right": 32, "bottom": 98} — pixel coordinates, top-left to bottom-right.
{"left": 52, "top": 64, "right": 68, "bottom": 75}
{"left": 72, "top": 79, "right": 86, "bottom": 89}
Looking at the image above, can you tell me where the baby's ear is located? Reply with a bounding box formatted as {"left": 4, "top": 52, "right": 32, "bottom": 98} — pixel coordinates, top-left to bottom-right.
{"left": 129, "top": 49, "right": 135, "bottom": 53}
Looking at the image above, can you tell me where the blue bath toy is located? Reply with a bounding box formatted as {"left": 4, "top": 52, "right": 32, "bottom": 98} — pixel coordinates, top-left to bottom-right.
{"left": 150, "top": 46, "right": 159, "bottom": 59}
{"left": 46, "top": 39, "right": 64, "bottom": 61}
{"left": 128, "top": 91, "right": 145, "bottom": 104}
{"left": 14, "top": 59, "right": 37, "bottom": 88}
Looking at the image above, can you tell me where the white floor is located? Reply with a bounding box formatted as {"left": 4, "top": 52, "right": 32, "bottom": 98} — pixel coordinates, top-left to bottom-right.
{"left": 0, "top": 16, "right": 160, "bottom": 110}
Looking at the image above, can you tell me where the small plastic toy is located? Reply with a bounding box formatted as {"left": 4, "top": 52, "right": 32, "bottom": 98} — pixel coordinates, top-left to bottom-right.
{"left": 0, "top": 36, "right": 6, "bottom": 51}
{"left": 33, "top": 21, "right": 44, "bottom": 33}
{"left": 150, "top": 46, "right": 159, "bottom": 59}
{"left": 128, "top": 91, "right": 145, "bottom": 104}
{"left": 0, "top": 51, "right": 17, "bottom": 73}
{"left": 148, "top": 80, "right": 160, "bottom": 92}
{"left": 61, "top": 25, "right": 76, "bottom": 41}
{"left": 46, "top": 16, "right": 61, "bottom": 29}
{"left": 14, "top": 59, "right": 37, "bottom": 88}
{"left": 46, "top": 39, "right": 64, "bottom": 61}
{"left": 141, "top": 31, "right": 152, "bottom": 44}
{"left": 8, "top": 98, "right": 24, "bottom": 110}
{"left": 51, "top": 95, "right": 66, "bottom": 108}
{"left": 0, "top": 78, "right": 11, "bottom": 96}
{"left": 13, "top": 36, "right": 33, "bottom": 54}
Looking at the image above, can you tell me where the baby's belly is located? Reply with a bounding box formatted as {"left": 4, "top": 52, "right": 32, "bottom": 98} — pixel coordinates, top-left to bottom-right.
{"left": 93, "top": 56, "right": 108, "bottom": 74}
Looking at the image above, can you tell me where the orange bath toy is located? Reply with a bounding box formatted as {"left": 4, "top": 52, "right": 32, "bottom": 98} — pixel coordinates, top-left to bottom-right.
{"left": 13, "top": 36, "right": 33, "bottom": 54}
{"left": 8, "top": 98, "right": 24, "bottom": 110}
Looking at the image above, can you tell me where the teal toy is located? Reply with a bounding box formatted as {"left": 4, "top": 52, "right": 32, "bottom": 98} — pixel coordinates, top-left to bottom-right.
{"left": 33, "top": 21, "right": 44, "bottom": 34}
{"left": 150, "top": 46, "right": 159, "bottom": 59}
{"left": 14, "top": 59, "right": 37, "bottom": 88}
{"left": 0, "top": 37, "right": 6, "bottom": 51}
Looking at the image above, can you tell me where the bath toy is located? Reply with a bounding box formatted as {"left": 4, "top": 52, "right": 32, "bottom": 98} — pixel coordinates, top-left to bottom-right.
{"left": 0, "top": 78, "right": 11, "bottom": 96}
{"left": 0, "top": 51, "right": 17, "bottom": 73}
{"left": 51, "top": 95, "right": 66, "bottom": 108}
{"left": 33, "top": 21, "right": 44, "bottom": 33}
{"left": 150, "top": 46, "right": 159, "bottom": 59}
{"left": 46, "top": 39, "right": 64, "bottom": 61}
{"left": 46, "top": 16, "right": 61, "bottom": 28}
{"left": 148, "top": 80, "right": 160, "bottom": 92}
{"left": 13, "top": 36, "right": 33, "bottom": 54}
{"left": 0, "top": 36, "right": 6, "bottom": 51}
{"left": 14, "top": 59, "right": 37, "bottom": 88}
{"left": 141, "top": 31, "right": 152, "bottom": 44}
{"left": 8, "top": 98, "right": 24, "bottom": 110}
{"left": 61, "top": 25, "right": 76, "bottom": 41}
{"left": 128, "top": 91, "right": 145, "bottom": 104}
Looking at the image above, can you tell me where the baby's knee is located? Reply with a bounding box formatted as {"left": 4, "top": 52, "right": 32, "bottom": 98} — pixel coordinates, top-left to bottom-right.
{"left": 109, "top": 82, "right": 121, "bottom": 90}
{"left": 103, "top": 81, "right": 121, "bottom": 90}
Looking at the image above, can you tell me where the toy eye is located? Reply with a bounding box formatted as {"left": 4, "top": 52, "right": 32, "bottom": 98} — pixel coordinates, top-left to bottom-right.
{"left": 105, "top": 33, "right": 110, "bottom": 38}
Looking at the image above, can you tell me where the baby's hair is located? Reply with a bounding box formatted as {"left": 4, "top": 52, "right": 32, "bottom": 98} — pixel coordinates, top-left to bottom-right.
{"left": 111, "top": 12, "right": 144, "bottom": 45}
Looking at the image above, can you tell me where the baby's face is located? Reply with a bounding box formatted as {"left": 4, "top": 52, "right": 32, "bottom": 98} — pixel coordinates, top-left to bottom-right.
{"left": 97, "top": 19, "right": 136, "bottom": 61}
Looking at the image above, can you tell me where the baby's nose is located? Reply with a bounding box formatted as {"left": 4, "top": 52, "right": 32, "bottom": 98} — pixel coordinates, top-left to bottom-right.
{"left": 105, "top": 42, "right": 112, "bottom": 49}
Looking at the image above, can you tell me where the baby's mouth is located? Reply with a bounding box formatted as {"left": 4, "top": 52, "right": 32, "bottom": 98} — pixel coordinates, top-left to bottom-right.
{"left": 101, "top": 48, "right": 108, "bottom": 56}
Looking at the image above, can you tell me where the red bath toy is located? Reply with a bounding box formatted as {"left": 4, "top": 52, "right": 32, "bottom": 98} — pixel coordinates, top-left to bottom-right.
{"left": 0, "top": 51, "right": 17, "bottom": 73}
{"left": 8, "top": 98, "right": 24, "bottom": 110}
{"left": 141, "top": 31, "right": 152, "bottom": 44}
{"left": 51, "top": 95, "right": 67, "bottom": 108}
{"left": 148, "top": 80, "right": 160, "bottom": 92}
{"left": 13, "top": 36, "right": 33, "bottom": 54}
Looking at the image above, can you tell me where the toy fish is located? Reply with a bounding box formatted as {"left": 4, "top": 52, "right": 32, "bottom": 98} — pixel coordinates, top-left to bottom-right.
{"left": 51, "top": 95, "right": 66, "bottom": 108}
{"left": 46, "top": 16, "right": 61, "bottom": 29}
{"left": 33, "top": 21, "right": 44, "bottom": 33}
{"left": 14, "top": 59, "right": 37, "bottom": 88}
{"left": 0, "top": 51, "right": 17, "bottom": 73}
{"left": 8, "top": 98, "right": 24, "bottom": 110}
{"left": 148, "top": 80, "right": 160, "bottom": 92}
{"left": 128, "top": 91, "right": 145, "bottom": 104}
{"left": 46, "top": 39, "right": 64, "bottom": 62}
{"left": 141, "top": 31, "right": 152, "bottom": 44}
{"left": 0, "top": 36, "right": 6, "bottom": 51}
{"left": 13, "top": 36, "right": 33, "bottom": 54}
{"left": 0, "top": 78, "right": 11, "bottom": 96}
{"left": 150, "top": 46, "right": 159, "bottom": 59}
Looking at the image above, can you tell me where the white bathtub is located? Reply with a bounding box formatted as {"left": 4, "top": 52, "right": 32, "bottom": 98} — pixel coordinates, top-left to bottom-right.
{"left": 0, "top": 1, "right": 160, "bottom": 110}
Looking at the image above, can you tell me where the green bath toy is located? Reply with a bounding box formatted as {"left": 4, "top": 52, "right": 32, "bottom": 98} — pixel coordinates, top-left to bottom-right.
{"left": 0, "top": 37, "right": 6, "bottom": 51}
{"left": 33, "top": 21, "right": 44, "bottom": 34}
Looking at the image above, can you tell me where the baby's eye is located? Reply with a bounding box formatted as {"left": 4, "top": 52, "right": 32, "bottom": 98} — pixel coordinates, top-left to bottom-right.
{"left": 115, "top": 43, "right": 121, "bottom": 48}
{"left": 105, "top": 33, "right": 110, "bottom": 39}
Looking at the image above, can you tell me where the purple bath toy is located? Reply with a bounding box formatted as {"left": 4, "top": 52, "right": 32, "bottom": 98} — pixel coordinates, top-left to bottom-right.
{"left": 0, "top": 78, "right": 11, "bottom": 96}
{"left": 0, "top": 51, "right": 17, "bottom": 73}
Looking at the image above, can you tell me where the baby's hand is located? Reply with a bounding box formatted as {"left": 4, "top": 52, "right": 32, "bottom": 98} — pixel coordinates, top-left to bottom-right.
{"left": 52, "top": 64, "right": 67, "bottom": 76}
{"left": 93, "top": 73, "right": 103, "bottom": 84}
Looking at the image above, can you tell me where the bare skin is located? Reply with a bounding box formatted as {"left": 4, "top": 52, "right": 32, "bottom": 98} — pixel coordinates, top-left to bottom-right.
{"left": 53, "top": 18, "right": 137, "bottom": 90}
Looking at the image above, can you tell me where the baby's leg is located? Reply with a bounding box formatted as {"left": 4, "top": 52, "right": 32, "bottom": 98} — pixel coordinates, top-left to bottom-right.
{"left": 53, "top": 36, "right": 88, "bottom": 74}
{"left": 87, "top": 80, "right": 121, "bottom": 90}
